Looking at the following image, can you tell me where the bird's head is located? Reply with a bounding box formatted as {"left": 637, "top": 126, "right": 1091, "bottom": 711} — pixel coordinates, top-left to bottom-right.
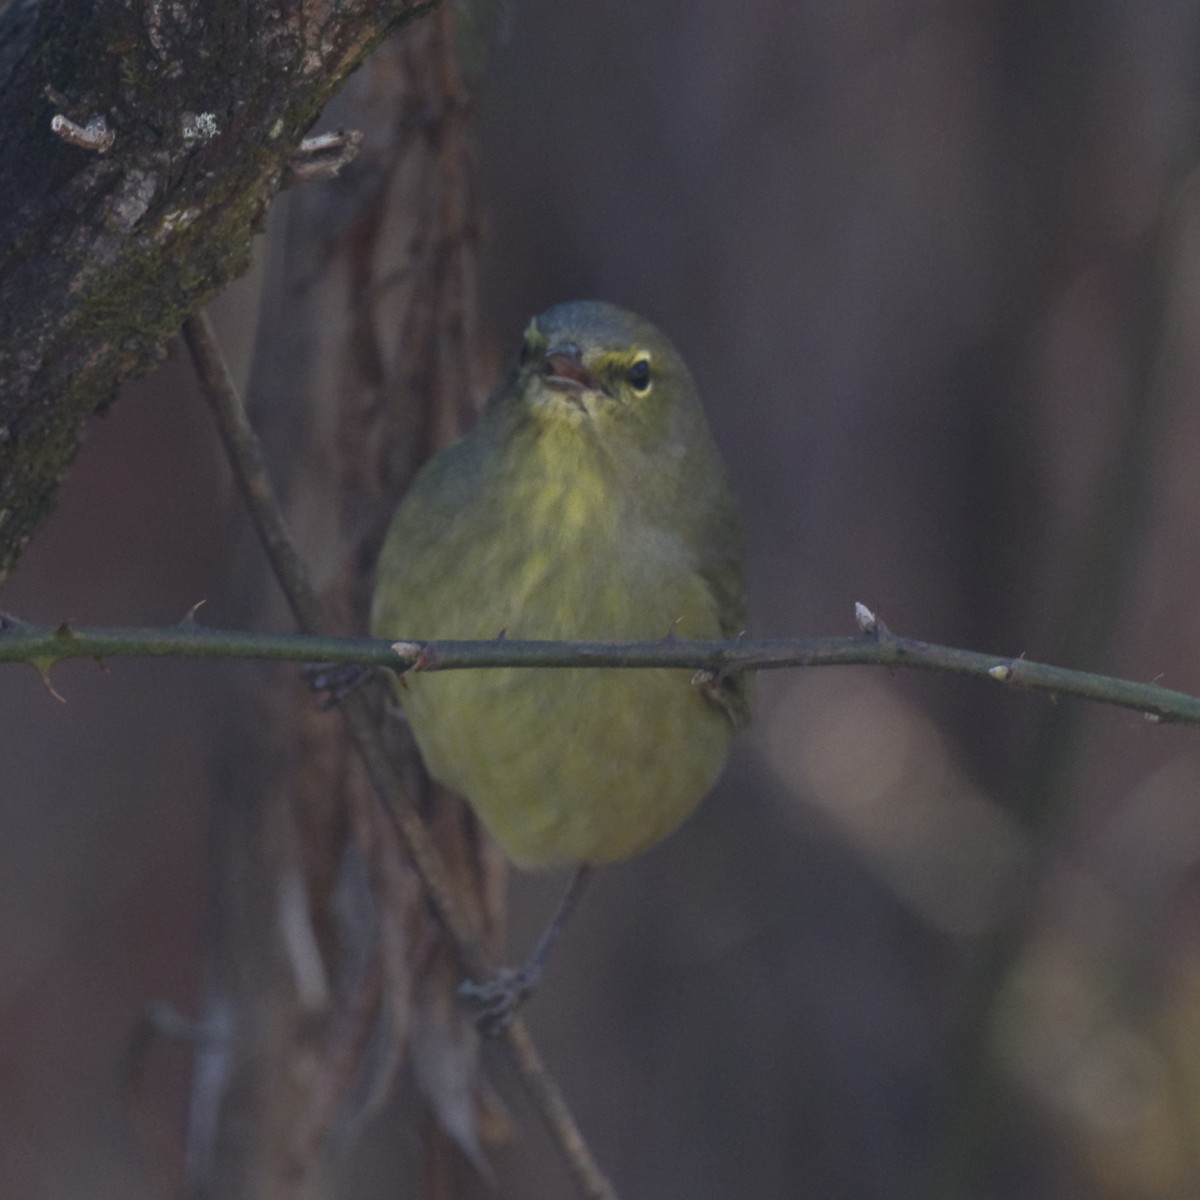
{"left": 493, "top": 300, "right": 703, "bottom": 456}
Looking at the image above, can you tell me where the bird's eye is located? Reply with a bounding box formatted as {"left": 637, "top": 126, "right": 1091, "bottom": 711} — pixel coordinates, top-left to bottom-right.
{"left": 627, "top": 358, "right": 652, "bottom": 393}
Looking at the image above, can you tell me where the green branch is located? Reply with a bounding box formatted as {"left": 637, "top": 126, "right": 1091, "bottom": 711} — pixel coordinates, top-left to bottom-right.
{"left": 3, "top": 612, "right": 1197, "bottom": 724}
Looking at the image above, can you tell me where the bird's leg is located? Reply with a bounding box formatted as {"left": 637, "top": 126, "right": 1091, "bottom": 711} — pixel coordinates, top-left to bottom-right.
{"left": 460, "top": 865, "right": 593, "bottom": 1036}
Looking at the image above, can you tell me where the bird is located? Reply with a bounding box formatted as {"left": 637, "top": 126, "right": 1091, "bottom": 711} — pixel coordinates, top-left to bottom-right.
{"left": 371, "top": 299, "right": 749, "bottom": 1027}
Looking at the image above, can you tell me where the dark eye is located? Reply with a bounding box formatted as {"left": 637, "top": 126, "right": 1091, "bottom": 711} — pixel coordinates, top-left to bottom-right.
{"left": 627, "top": 358, "right": 652, "bottom": 392}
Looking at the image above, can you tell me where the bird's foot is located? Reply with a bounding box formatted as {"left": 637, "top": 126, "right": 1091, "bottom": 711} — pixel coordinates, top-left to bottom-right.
{"left": 459, "top": 965, "right": 541, "bottom": 1037}
{"left": 302, "top": 662, "right": 379, "bottom": 710}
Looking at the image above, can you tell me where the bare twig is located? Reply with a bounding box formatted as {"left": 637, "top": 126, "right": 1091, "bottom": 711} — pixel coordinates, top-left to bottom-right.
{"left": 180, "top": 311, "right": 618, "bottom": 1200}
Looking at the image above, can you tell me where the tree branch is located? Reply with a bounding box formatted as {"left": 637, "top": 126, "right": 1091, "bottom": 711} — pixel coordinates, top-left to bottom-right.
{"left": 3, "top": 615, "right": 1199, "bottom": 725}
{"left": 0, "top": 0, "right": 433, "bottom": 582}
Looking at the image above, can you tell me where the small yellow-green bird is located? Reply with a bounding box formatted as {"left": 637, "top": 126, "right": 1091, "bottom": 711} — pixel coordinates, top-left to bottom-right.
{"left": 371, "top": 300, "right": 748, "bottom": 1023}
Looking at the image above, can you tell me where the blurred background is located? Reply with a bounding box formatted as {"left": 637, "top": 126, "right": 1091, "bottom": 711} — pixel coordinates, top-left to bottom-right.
{"left": 5, "top": 1, "right": 1200, "bottom": 1197}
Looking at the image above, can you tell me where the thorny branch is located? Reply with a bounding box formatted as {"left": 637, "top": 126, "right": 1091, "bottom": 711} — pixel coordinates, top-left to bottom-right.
{"left": 3, "top": 611, "right": 1200, "bottom": 726}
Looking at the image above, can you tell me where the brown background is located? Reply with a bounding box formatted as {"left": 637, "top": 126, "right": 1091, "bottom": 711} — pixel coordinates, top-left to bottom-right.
{"left": 5, "top": 1, "right": 1200, "bottom": 1196}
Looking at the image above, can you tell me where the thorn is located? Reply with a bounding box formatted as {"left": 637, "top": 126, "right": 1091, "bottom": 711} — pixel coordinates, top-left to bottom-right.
{"left": 31, "top": 657, "right": 66, "bottom": 702}
{"left": 665, "top": 616, "right": 684, "bottom": 639}
{"left": 1144, "top": 712, "right": 1162, "bottom": 724}
{"left": 854, "top": 602, "right": 877, "bottom": 634}
{"left": 94, "top": 657, "right": 110, "bottom": 674}
{"left": 496, "top": 627, "right": 508, "bottom": 640}
{"left": 988, "top": 663, "right": 1013, "bottom": 682}
{"left": 54, "top": 618, "right": 77, "bottom": 639}
{"left": 180, "top": 599, "right": 207, "bottom": 627}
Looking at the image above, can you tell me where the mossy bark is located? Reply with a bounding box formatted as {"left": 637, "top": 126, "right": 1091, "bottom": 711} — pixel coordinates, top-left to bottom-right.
{"left": 0, "top": 0, "right": 432, "bottom": 582}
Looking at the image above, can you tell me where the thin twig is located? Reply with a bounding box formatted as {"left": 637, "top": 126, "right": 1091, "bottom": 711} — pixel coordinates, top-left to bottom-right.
{"left": 180, "top": 311, "right": 617, "bottom": 1200}
{"left": 4, "top": 614, "right": 1200, "bottom": 725}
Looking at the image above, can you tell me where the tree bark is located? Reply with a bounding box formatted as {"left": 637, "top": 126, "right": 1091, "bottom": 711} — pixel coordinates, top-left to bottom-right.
{"left": 0, "top": 0, "right": 431, "bottom": 582}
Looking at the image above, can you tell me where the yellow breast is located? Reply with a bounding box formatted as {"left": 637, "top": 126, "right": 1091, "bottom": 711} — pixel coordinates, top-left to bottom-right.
{"left": 373, "top": 420, "right": 735, "bottom": 868}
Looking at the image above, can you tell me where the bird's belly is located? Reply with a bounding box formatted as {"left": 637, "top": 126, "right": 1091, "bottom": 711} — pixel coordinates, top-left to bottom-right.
{"left": 400, "top": 666, "right": 732, "bottom": 868}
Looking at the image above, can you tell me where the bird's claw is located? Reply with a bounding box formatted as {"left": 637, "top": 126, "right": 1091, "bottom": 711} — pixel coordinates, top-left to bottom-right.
{"left": 459, "top": 966, "right": 538, "bottom": 1036}
{"left": 301, "top": 662, "right": 377, "bottom": 710}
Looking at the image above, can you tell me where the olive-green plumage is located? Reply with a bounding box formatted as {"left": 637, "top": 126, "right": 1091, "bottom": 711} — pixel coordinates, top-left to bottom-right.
{"left": 371, "top": 301, "right": 748, "bottom": 869}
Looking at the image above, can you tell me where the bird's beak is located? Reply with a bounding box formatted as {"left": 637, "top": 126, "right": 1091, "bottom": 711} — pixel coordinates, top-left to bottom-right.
{"left": 541, "top": 343, "right": 597, "bottom": 393}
